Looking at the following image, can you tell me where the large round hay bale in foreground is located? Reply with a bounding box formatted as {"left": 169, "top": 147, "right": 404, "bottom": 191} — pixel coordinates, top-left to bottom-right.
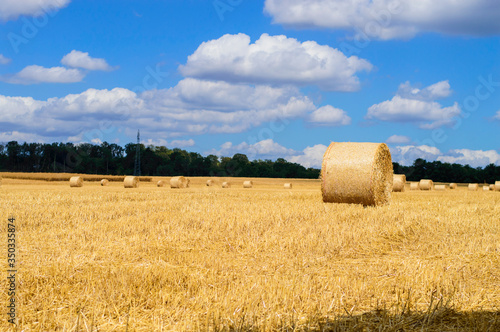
{"left": 435, "top": 184, "right": 446, "bottom": 191}
{"left": 124, "top": 176, "right": 139, "bottom": 188}
{"left": 449, "top": 183, "right": 457, "bottom": 189}
{"left": 284, "top": 183, "right": 292, "bottom": 189}
{"left": 222, "top": 182, "right": 231, "bottom": 188}
{"left": 495, "top": 181, "right": 500, "bottom": 191}
{"left": 243, "top": 181, "right": 253, "bottom": 188}
{"left": 206, "top": 180, "right": 214, "bottom": 186}
{"left": 321, "top": 142, "right": 393, "bottom": 206}
{"left": 483, "top": 186, "right": 490, "bottom": 191}
{"left": 468, "top": 183, "right": 479, "bottom": 191}
{"left": 409, "top": 182, "right": 420, "bottom": 190}
{"left": 69, "top": 176, "right": 83, "bottom": 187}
{"left": 392, "top": 174, "right": 406, "bottom": 192}
{"left": 100, "top": 179, "right": 109, "bottom": 186}
{"left": 170, "top": 176, "right": 189, "bottom": 189}
{"left": 157, "top": 180, "right": 166, "bottom": 187}
{"left": 419, "top": 179, "right": 434, "bottom": 191}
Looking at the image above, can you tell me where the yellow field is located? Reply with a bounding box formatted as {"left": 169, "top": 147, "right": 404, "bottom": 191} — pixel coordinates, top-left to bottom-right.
{"left": 1, "top": 176, "right": 499, "bottom": 331}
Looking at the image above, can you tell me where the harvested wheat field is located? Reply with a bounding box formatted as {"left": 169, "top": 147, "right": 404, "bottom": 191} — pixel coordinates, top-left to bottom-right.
{"left": 1, "top": 175, "right": 500, "bottom": 331}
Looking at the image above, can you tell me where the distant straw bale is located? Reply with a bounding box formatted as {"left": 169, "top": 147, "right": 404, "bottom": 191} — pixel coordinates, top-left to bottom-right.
{"left": 157, "top": 180, "right": 165, "bottom": 187}
{"left": 483, "top": 186, "right": 490, "bottom": 191}
{"left": 392, "top": 174, "right": 406, "bottom": 192}
{"left": 284, "top": 183, "right": 292, "bottom": 189}
{"left": 206, "top": 180, "right": 214, "bottom": 186}
{"left": 69, "top": 176, "right": 83, "bottom": 188}
{"left": 468, "top": 183, "right": 479, "bottom": 191}
{"left": 243, "top": 181, "right": 253, "bottom": 188}
{"left": 321, "top": 142, "right": 393, "bottom": 206}
{"left": 434, "top": 184, "right": 446, "bottom": 191}
{"left": 495, "top": 181, "right": 500, "bottom": 191}
{"left": 222, "top": 182, "right": 231, "bottom": 188}
{"left": 124, "top": 176, "right": 139, "bottom": 188}
{"left": 170, "top": 176, "right": 189, "bottom": 189}
{"left": 489, "top": 184, "right": 495, "bottom": 191}
{"left": 419, "top": 179, "right": 434, "bottom": 191}
{"left": 449, "top": 183, "right": 457, "bottom": 189}
{"left": 410, "top": 182, "right": 420, "bottom": 190}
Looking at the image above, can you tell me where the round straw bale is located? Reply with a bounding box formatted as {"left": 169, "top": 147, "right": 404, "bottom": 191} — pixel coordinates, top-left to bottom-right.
{"left": 449, "top": 183, "right": 457, "bottom": 189}
{"left": 284, "top": 183, "right": 292, "bottom": 189}
{"left": 410, "top": 182, "right": 420, "bottom": 190}
{"left": 483, "top": 186, "right": 490, "bottom": 191}
{"left": 100, "top": 179, "right": 109, "bottom": 186}
{"left": 69, "top": 176, "right": 83, "bottom": 187}
{"left": 468, "top": 183, "right": 479, "bottom": 191}
{"left": 124, "top": 176, "right": 139, "bottom": 188}
{"left": 392, "top": 174, "right": 406, "bottom": 192}
{"left": 206, "top": 179, "right": 214, "bottom": 186}
{"left": 186, "top": 178, "right": 191, "bottom": 188}
{"left": 222, "top": 182, "right": 231, "bottom": 188}
{"left": 157, "top": 180, "right": 165, "bottom": 187}
{"left": 170, "top": 176, "right": 188, "bottom": 189}
{"left": 489, "top": 184, "right": 495, "bottom": 191}
{"left": 434, "top": 184, "right": 446, "bottom": 191}
{"left": 321, "top": 142, "right": 393, "bottom": 206}
{"left": 243, "top": 181, "right": 253, "bottom": 188}
{"left": 419, "top": 179, "right": 434, "bottom": 191}
{"left": 496, "top": 181, "right": 500, "bottom": 191}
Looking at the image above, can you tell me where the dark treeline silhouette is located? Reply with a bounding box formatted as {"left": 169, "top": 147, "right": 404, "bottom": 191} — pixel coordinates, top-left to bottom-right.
{"left": 0, "top": 141, "right": 319, "bottom": 179}
{"left": 1, "top": 141, "right": 499, "bottom": 182}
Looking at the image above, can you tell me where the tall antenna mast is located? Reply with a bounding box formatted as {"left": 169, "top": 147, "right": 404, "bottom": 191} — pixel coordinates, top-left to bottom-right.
{"left": 134, "top": 130, "right": 141, "bottom": 176}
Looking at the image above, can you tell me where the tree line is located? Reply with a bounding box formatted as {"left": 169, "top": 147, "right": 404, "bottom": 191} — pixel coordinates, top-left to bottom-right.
{"left": 0, "top": 141, "right": 499, "bottom": 183}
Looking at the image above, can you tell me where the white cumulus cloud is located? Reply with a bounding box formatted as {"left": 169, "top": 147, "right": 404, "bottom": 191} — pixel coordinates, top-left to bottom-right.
{"left": 437, "top": 149, "right": 500, "bottom": 167}
{"left": 61, "top": 50, "right": 115, "bottom": 71}
{"left": 390, "top": 145, "right": 442, "bottom": 165}
{"left": 386, "top": 135, "right": 411, "bottom": 144}
{"left": 1, "top": 65, "right": 84, "bottom": 84}
{"left": 366, "top": 81, "right": 461, "bottom": 129}
{"left": 206, "top": 139, "right": 296, "bottom": 160}
{"left": 180, "top": 33, "right": 372, "bottom": 91}
{"left": 0, "top": 54, "right": 11, "bottom": 65}
{"left": 264, "top": 0, "right": 500, "bottom": 40}
{"left": 309, "top": 105, "right": 351, "bottom": 126}
{"left": 0, "top": 0, "right": 70, "bottom": 21}
{"left": 288, "top": 144, "right": 328, "bottom": 168}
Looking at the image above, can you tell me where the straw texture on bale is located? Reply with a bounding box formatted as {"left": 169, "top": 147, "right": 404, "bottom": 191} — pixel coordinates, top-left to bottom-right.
{"left": 222, "top": 182, "right": 231, "bottom": 188}
{"left": 489, "top": 184, "right": 495, "bottom": 191}
{"left": 284, "top": 183, "right": 292, "bottom": 189}
{"left": 157, "top": 180, "right": 165, "bottom": 187}
{"left": 495, "top": 181, "right": 500, "bottom": 191}
{"left": 434, "top": 184, "right": 446, "bottom": 191}
{"left": 124, "top": 176, "right": 139, "bottom": 188}
{"left": 243, "top": 181, "right": 253, "bottom": 188}
{"left": 419, "top": 179, "right": 434, "bottom": 191}
{"left": 69, "top": 176, "right": 83, "bottom": 187}
{"left": 392, "top": 174, "right": 406, "bottom": 192}
{"left": 483, "top": 186, "right": 490, "bottom": 191}
{"left": 410, "top": 182, "right": 420, "bottom": 191}
{"left": 468, "top": 183, "right": 479, "bottom": 191}
{"left": 321, "top": 142, "right": 393, "bottom": 206}
{"left": 100, "top": 179, "right": 109, "bottom": 186}
{"left": 206, "top": 180, "right": 214, "bottom": 186}
{"left": 170, "top": 176, "right": 189, "bottom": 189}
{"left": 0, "top": 175, "right": 2, "bottom": 187}
{"left": 449, "top": 183, "right": 457, "bottom": 189}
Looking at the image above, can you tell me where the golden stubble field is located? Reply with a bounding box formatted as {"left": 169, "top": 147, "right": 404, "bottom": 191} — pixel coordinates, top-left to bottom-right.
{"left": 1, "top": 175, "right": 499, "bottom": 331}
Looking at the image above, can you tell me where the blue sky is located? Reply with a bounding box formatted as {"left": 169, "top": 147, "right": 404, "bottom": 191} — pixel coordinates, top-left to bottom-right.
{"left": 0, "top": 0, "right": 499, "bottom": 168}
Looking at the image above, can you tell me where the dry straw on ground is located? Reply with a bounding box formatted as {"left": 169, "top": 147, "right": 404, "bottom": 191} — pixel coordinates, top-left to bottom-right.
{"left": 157, "top": 180, "right": 165, "bottom": 187}
{"left": 392, "top": 174, "right": 406, "bottom": 192}
{"left": 243, "top": 181, "right": 253, "bottom": 188}
{"left": 206, "top": 180, "right": 214, "bottom": 186}
{"left": 222, "top": 182, "right": 231, "bottom": 188}
{"left": 69, "top": 176, "right": 83, "bottom": 187}
{"left": 101, "top": 179, "right": 109, "bottom": 186}
{"left": 468, "top": 183, "right": 479, "bottom": 191}
{"left": 450, "top": 183, "right": 458, "bottom": 189}
{"left": 321, "top": 142, "right": 393, "bottom": 206}
{"left": 435, "top": 184, "right": 447, "bottom": 191}
{"left": 284, "top": 183, "right": 292, "bottom": 189}
{"left": 410, "top": 182, "right": 420, "bottom": 190}
{"left": 419, "top": 179, "right": 434, "bottom": 191}
{"left": 124, "top": 176, "right": 139, "bottom": 188}
{"left": 170, "top": 176, "right": 189, "bottom": 189}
